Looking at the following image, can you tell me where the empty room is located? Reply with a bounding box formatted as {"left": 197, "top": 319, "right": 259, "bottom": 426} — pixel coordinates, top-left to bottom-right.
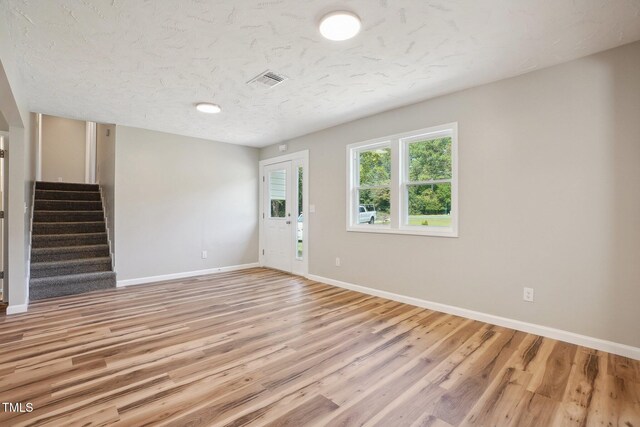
{"left": 0, "top": 0, "right": 638, "bottom": 425}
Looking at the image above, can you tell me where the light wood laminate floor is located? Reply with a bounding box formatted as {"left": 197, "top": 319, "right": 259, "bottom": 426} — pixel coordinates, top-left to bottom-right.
{"left": 0, "top": 268, "right": 638, "bottom": 426}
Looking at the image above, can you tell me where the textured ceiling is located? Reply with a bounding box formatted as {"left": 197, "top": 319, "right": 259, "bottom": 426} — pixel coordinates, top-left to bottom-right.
{"left": 4, "top": 0, "right": 640, "bottom": 147}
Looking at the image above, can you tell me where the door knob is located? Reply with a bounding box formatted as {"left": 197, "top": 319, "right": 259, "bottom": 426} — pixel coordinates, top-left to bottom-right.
{"left": 286, "top": 221, "right": 291, "bottom": 224}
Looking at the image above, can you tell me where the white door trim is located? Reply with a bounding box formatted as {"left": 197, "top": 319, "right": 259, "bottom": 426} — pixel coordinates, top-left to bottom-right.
{"left": 0, "top": 133, "right": 6, "bottom": 301}
{"left": 85, "top": 121, "right": 97, "bottom": 184}
{"left": 35, "top": 113, "right": 42, "bottom": 181}
{"left": 259, "top": 150, "right": 309, "bottom": 277}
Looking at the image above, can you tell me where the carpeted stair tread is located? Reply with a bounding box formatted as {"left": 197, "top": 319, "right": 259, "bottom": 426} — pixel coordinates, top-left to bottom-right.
{"left": 35, "top": 189, "right": 101, "bottom": 201}
{"left": 32, "top": 232, "right": 108, "bottom": 248}
{"left": 36, "top": 182, "right": 99, "bottom": 192}
{"left": 29, "top": 271, "right": 116, "bottom": 301}
{"left": 34, "top": 200, "right": 103, "bottom": 211}
{"left": 34, "top": 211, "right": 104, "bottom": 223}
{"left": 32, "top": 244, "right": 108, "bottom": 255}
{"left": 30, "top": 181, "right": 115, "bottom": 300}
{"left": 33, "top": 221, "right": 106, "bottom": 235}
{"left": 30, "top": 257, "right": 112, "bottom": 278}
{"left": 29, "top": 271, "right": 116, "bottom": 286}
{"left": 31, "top": 244, "right": 110, "bottom": 262}
{"left": 31, "top": 256, "right": 112, "bottom": 269}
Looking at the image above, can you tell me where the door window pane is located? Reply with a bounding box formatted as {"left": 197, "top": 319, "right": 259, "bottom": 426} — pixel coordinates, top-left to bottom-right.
{"left": 407, "top": 182, "right": 452, "bottom": 227}
{"left": 296, "top": 166, "right": 303, "bottom": 259}
{"left": 269, "top": 169, "right": 286, "bottom": 218}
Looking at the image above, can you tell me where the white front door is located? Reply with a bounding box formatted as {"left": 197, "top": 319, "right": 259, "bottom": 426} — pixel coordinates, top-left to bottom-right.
{"left": 0, "top": 134, "right": 5, "bottom": 302}
{"left": 263, "top": 161, "right": 293, "bottom": 272}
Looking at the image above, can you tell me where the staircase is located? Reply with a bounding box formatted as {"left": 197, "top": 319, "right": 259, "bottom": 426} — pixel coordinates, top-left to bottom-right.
{"left": 29, "top": 181, "right": 116, "bottom": 300}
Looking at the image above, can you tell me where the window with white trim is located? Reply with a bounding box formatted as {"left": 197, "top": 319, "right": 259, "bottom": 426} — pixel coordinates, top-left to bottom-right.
{"left": 351, "top": 142, "right": 391, "bottom": 226}
{"left": 347, "top": 123, "right": 458, "bottom": 237}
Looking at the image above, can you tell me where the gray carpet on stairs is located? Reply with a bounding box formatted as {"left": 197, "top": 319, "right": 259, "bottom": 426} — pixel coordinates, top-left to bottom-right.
{"left": 31, "top": 244, "right": 110, "bottom": 262}
{"left": 35, "top": 189, "right": 102, "bottom": 201}
{"left": 35, "top": 200, "right": 103, "bottom": 211}
{"left": 34, "top": 211, "right": 105, "bottom": 222}
{"left": 29, "top": 182, "right": 116, "bottom": 301}
{"left": 33, "top": 221, "right": 106, "bottom": 235}
{"left": 32, "top": 232, "right": 109, "bottom": 248}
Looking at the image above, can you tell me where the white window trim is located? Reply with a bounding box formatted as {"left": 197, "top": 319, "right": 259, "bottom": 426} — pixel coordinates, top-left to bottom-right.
{"left": 346, "top": 122, "right": 458, "bottom": 238}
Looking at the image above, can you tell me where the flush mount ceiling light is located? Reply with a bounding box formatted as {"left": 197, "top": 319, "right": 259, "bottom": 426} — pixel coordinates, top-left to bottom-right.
{"left": 195, "top": 102, "right": 222, "bottom": 114}
{"left": 319, "top": 11, "right": 361, "bottom": 41}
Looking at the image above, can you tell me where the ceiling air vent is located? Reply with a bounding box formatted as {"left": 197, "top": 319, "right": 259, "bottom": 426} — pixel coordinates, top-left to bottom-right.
{"left": 248, "top": 70, "right": 287, "bottom": 88}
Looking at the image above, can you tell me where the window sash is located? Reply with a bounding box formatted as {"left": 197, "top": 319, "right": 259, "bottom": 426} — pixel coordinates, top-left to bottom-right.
{"left": 354, "top": 142, "right": 392, "bottom": 189}
{"left": 351, "top": 186, "right": 391, "bottom": 227}
{"left": 402, "top": 135, "right": 453, "bottom": 184}
{"left": 401, "top": 182, "right": 453, "bottom": 227}
{"left": 400, "top": 133, "right": 454, "bottom": 230}
{"left": 352, "top": 142, "right": 392, "bottom": 227}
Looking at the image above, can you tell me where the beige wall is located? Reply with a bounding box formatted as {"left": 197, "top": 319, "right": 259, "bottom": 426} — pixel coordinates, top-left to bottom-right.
{"left": 1, "top": 3, "right": 34, "bottom": 309}
{"left": 96, "top": 123, "right": 116, "bottom": 257}
{"left": 114, "top": 126, "right": 259, "bottom": 281}
{"left": 41, "top": 115, "right": 85, "bottom": 183}
{"left": 6, "top": 122, "right": 28, "bottom": 306}
{"left": 261, "top": 41, "right": 640, "bottom": 348}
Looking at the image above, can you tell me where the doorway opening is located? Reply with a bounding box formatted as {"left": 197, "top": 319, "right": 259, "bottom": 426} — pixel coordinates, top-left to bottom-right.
{"left": 35, "top": 114, "right": 97, "bottom": 184}
{"left": 259, "top": 151, "right": 309, "bottom": 276}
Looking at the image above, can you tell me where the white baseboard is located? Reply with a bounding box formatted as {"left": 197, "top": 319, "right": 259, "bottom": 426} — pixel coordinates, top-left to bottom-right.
{"left": 7, "top": 304, "right": 29, "bottom": 315}
{"left": 307, "top": 274, "right": 640, "bottom": 360}
{"left": 116, "top": 262, "right": 260, "bottom": 287}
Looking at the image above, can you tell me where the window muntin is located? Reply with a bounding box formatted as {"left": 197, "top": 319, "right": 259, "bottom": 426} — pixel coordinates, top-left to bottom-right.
{"left": 347, "top": 124, "right": 457, "bottom": 237}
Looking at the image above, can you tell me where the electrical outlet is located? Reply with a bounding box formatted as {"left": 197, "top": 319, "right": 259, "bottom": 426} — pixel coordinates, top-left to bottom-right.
{"left": 57, "top": 177, "right": 63, "bottom": 182}
{"left": 523, "top": 287, "right": 534, "bottom": 302}
{"left": 201, "top": 250, "right": 208, "bottom": 259}
{"left": 335, "top": 257, "right": 341, "bottom": 267}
